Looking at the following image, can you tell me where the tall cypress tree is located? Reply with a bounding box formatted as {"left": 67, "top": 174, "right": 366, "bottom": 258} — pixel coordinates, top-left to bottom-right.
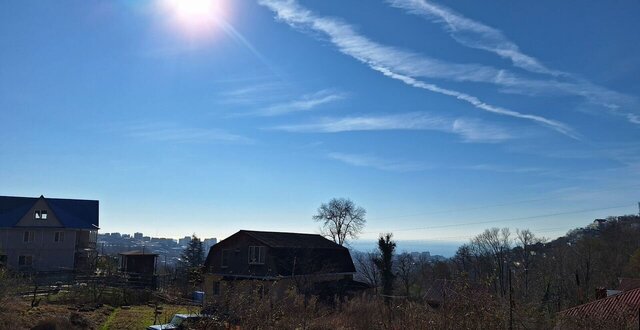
{"left": 374, "top": 233, "right": 396, "bottom": 304}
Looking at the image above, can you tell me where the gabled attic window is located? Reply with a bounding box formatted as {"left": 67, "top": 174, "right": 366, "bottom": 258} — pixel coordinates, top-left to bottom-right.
{"left": 34, "top": 210, "right": 48, "bottom": 220}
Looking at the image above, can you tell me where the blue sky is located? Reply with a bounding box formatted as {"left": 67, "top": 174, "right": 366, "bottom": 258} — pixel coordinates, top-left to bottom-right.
{"left": 1, "top": 0, "right": 639, "bottom": 254}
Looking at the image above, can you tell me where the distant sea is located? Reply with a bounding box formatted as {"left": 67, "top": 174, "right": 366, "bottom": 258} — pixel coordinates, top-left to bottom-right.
{"left": 347, "top": 239, "right": 462, "bottom": 258}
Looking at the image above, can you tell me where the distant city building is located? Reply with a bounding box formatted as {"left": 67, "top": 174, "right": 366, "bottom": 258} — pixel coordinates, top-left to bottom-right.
{"left": 98, "top": 232, "right": 181, "bottom": 268}
{"left": 134, "top": 232, "right": 143, "bottom": 239}
{"left": 203, "top": 238, "right": 217, "bottom": 252}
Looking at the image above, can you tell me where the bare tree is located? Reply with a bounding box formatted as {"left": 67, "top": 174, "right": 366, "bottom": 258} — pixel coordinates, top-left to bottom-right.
{"left": 471, "top": 227, "right": 512, "bottom": 297}
{"left": 515, "top": 228, "right": 544, "bottom": 297}
{"left": 353, "top": 251, "right": 380, "bottom": 293}
{"left": 313, "top": 198, "right": 366, "bottom": 246}
{"left": 396, "top": 252, "right": 415, "bottom": 297}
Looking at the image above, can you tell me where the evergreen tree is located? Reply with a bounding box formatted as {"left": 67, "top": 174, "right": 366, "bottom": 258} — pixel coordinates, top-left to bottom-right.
{"left": 180, "top": 234, "right": 204, "bottom": 289}
{"left": 181, "top": 234, "right": 204, "bottom": 268}
{"left": 374, "top": 233, "right": 396, "bottom": 304}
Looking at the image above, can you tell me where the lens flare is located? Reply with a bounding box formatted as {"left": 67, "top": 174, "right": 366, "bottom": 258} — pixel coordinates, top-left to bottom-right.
{"left": 160, "top": 0, "right": 229, "bottom": 38}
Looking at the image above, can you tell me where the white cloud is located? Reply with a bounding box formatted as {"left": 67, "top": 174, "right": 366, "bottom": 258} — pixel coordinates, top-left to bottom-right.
{"left": 387, "top": 0, "right": 561, "bottom": 76}
{"left": 628, "top": 113, "right": 640, "bottom": 124}
{"left": 258, "top": 89, "right": 345, "bottom": 116}
{"left": 218, "top": 83, "right": 291, "bottom": 106}
{"left": 271, "top": 112, "right": 448, "bottom": 132}
{"left": 219, "top": 83, "right": 345, "bottom": 117}
{"left": 258, "top": 0, "right": 578, "bottom": 137}
{"left": 372, "top": 66, "right": 577, "bottom": 138}
{"left": 388, "top": 0, "right": 640, "bottom": 123}
{"left": 452, "top": 118, "right": 512, "bottom": 143}
{"left": 271, "top": 112, "right": 514, "bottom": 143}
{"left": 328, "top": 152, "right": 429, "bottom": 172}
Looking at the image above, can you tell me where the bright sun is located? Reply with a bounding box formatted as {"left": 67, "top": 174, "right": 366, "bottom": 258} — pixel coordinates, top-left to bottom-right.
{"left": 160, "top": 0, "right": 228, "bottom": 37}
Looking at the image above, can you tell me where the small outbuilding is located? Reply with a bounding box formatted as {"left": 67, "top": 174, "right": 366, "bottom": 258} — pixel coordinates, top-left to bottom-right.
{"left": 119, "top": 250, "right": 158, "bottom": 274}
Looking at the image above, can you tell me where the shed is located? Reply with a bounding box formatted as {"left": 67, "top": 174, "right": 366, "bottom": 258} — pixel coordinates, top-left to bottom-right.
{"left": 119, "top": 251, "right": 158, "bottom": 275}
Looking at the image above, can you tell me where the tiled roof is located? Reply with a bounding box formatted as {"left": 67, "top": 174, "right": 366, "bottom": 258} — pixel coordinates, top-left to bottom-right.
{"left": 560, "top": 287, "right": 640, "bottom": 321}
{"left": 0, "top": 195, "right": 99, "bottom": 229}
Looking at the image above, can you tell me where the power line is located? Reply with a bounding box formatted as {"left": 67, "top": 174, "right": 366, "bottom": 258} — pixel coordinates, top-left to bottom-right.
{"left": 363, "top": 203, "right": 634, "bottom": 234}
{"left": 367, "top": 183, "right": 640, "bottom": 221}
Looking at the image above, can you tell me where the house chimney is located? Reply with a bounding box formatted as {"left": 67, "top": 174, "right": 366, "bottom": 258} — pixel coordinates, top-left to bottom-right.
{"left": 595, "top": 287, "right": 607, "bottom": 299}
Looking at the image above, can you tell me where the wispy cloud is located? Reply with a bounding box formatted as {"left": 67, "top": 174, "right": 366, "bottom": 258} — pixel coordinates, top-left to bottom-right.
{"left": 218, "top": 83, "right": 291, "bottom": 106}
{"left": 452, "top": 118, "right": 513, "bottom": 143}
{"left": 628, "top": 114, "right": 640, "bottom": 124}
{"left": 387, "top": 0, "right": 561, "bottom": 76}
{"left": 125, "top": 123, "right": 253, "bottom": 144}
{"left": 328, "top": 152, "right": 429, "bottom": 172}
{"left": 388, "top": 0, "right": 640, "bottom": 123}
{"left": 258, "top": 0, "right": 577, "bottom": 137}
{"left": 271, "top": 112, "right": 448, "bottom": 132}
{"left": 219, "top": 83, "right": 345, "bottom": 117}
{"left": 257, "top": 89, "right": 345, "bottom": 116}
{"left": 373, "top": 66, "right": 577, "bottom": 138}
{"left": 271, "top": 112, "right": 514, "bottom": 143}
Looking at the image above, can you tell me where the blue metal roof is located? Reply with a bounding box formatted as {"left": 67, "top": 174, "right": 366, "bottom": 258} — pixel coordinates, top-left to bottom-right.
{"left": 0, "top": 196, "right": 99, "bottom": 229}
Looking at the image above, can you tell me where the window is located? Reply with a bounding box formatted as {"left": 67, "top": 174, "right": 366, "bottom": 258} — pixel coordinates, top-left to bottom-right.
{"left": 248, "top": 246, "right": 265, "bottom": 264}
{"left": 221, "top": 250, "right": 230, "bottom": 268}
{"left": 23, "top": 231, "right": 34, "bottom": 243}
{"left": 18, "top": 255, "right": 33, "bottom": 266}
{"left": 34, "top": 210, "right": 48, "bottom": 220}
{"left": 212, "top": 281, "right": 220, "bottom": 295}
{"left": 54, "top": 231, "right": 64, "bottom": 243}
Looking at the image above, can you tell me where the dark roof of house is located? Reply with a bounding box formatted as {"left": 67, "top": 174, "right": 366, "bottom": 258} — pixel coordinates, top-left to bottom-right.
{"left": 0, "top": 195, "right": 99, "bottom": 229}
{"left": 559, "top": 287, "right": 640, "bottom": 321}
{"left": 240, "top": 230, "right": 345, "bottom": 249}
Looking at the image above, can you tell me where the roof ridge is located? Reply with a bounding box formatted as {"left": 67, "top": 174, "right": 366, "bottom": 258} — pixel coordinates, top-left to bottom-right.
{"left": 240, "top": 229, "right": 323, "bottom": 236}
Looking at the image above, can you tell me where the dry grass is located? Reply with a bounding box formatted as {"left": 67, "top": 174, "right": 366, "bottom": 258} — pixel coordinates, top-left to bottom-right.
{"left": 0, "top": 299, "right": 112, "bottom": 330}
{"left": 102, "top": 304, "right": 193, "bottom": 330}
{"left": 0, "top": 298, "right": 194, "bottom": 330}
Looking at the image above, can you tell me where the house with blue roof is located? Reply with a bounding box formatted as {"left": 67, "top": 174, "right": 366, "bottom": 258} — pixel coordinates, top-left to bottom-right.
{"left": 0, "top": 195, "right": 99, "bottom": 272}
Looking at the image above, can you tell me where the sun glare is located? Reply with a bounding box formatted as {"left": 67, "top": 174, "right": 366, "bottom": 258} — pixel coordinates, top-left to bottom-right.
{"left": 160, "top": 0, "right": 228, "bottom": 37}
